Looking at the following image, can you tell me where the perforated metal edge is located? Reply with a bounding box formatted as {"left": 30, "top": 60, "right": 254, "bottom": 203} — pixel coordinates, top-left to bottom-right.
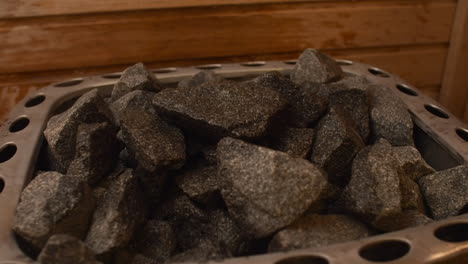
{"left": 0, "top": 61, "right": 466, "bottom": 264}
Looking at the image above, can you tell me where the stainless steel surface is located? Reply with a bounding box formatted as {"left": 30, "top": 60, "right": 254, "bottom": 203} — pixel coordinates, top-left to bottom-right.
{"left": 0, "top": 60, "right": 467, "bottom": 264}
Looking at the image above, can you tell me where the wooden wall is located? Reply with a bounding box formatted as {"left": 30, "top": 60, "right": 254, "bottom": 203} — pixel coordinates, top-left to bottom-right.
{"left": 0, "top": 0, "right": 463, "bottom": 123}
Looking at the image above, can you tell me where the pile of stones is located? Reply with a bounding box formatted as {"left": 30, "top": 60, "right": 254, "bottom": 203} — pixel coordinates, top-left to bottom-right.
{"left": 13, "top": 49, "right": 468, "bottom": 264}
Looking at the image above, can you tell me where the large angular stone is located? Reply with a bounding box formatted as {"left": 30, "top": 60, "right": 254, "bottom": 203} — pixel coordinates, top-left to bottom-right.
{"left": 310, "top": 106, "right": 365, "bottom": 186}
{"left": 291, "top": 49, "right": 343, "bottom": 85}
{"left": 86, "top": 169, "right": 145, "bottom": 257}
{"left": 393, "top": 146, "right": 435, "bottom": 181}
{"left": 369, "top": 85, "right": 414, "bottom": 146}
{"left": 339, "top": 139, "right": 402, "bottom": 223}
{"left": 44, "top": 89, "right": 114, "bottom": 173}
{"left": 120, "top": 105, "right": 185, "bottom": 172}
{"left": 111, "top": 63, "right": 162, "bottom": 101}
{"left": 110, "top": 90, "right": 155, "bottom": 125}
{"left": 318, "top": 74, "right": 371, "bottom": 140}
{"left": 178, "top": 70, "right": 224, "bottom": 89}
{"left": 152, "top": 78, "right": 287, "bottom": 140}
{"left": 175, "top": 164, "right": 219, "bottom": 204}
{"left": 133, "top": 220, "right": 176, "bottom": 263}
{"left": 38, "top": 234, "right": 101, "bottom": 264}
{"left": 270, "top": 128, "right": 315, "bottom": 159}
{"left": 217, "top": 137, "right": 327, "bottom": 238}
{"left": 14, "top": 172, "right": 95, "bottom": 249}
{"left": 67, "top": 122, "right": 120, "bottom": 185}
{"left": 268, "top": 214, "right": 372, "bottom": 252}
{"left": 373, "top": 210, "right": 433, "bottom": 232}
{"left": 250, "top": 71, "right": 328, "bottom": 127}
{"left": 418, "top": 165, "right": 468, "bottom": 220}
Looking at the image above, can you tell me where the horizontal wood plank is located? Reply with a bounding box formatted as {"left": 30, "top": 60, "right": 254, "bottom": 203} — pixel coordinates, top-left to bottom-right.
{"left": 0, "top": 0, "right": 455, "bottom": 74}
{"left": 0, "top": 0, "right": 454, "bottom": 18}
{"left": 2, "top": 0, "right": 311, "bottom": 18}
{"left": 0, "top": 45, "right": 446, "bottom": 123}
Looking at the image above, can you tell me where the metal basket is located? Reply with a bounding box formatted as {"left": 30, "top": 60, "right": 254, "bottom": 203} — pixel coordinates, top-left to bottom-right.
{"left": 0, "top": 60, "right": 467, "bottom": 264}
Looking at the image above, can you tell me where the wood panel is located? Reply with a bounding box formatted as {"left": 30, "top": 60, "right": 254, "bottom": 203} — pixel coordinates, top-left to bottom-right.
{"left": 440, "top": 0, "right": 468, "bottom": 118}
{"left": 0, "top": 0, "right": 453, "bottom": 18}
{"left": 0, "top": 0, "right": 455, "bottom": 74}
{"left": 0, "top": 45, "right": 446, "bottom": 123}
{"left": 1, "top": 0, "right": 310, "bottom": 18}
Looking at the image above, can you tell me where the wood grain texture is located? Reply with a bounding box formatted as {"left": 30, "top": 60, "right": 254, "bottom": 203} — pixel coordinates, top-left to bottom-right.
{"left": 440, "top": 0, "right": 468, "bottom": 118}
{"left": 0, "top": 0, "right": 453, "bottom": 18}
{"left": 0, "top": 46, "right": 446, "bottom": 123}
{"left": 0, "top": 0, "right": 455, "bottom": 74}
{"left": 1, "top": 0, "right": 310, "bottom": 18}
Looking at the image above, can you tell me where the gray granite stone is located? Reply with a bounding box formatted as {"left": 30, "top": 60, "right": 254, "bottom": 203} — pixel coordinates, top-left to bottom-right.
{"left": 418, "top": 165, "right": 468, "bottom": 220}
{"left": 44, "top": 89, "right": 114, "bottom": 173}
{"left": 217, "top": 137, "right": 327, "bottom": 238}
{"left": 208, "top": 209, "right": 250, "bottom": 256}
{"left": 369, "top": 85, "right": 414, "bottom": 146}
{"left": 175, "top": 164, "right": 218, "bottom": 204}
{"left": 373, "top": 210, "right": 433, "bottom": 232}
{"left": 393, "top": 145, "right": 435, "bottom": 181}
{"left": 338, "top": 139, "right": 402, "bottom": 223}
{"left": 318, "top": 74, "right": 371, "bottom": 140}
{"left": 38, "top": 234, "right": 101, "bottom": 264}
{"left": 178, "top": 70, "right": 223, "bottom": 89}
{"left": 111, "top": 63, "right": 162, "bottom": 101}
{"left": 250, "top": 71, "right": 328, "bottom": 127}
{"left": 271, "top": 127, "right": 314, "bottom": 159}
{"left": 268, "top": 214, "right": 372, "bottom": 252}
{"left": 86, "top": 169, "right": 145, "bottom": 257}
{"left": 110, "top": 90, "right": 155, "bottom": 125}
{"left": 152, "top": 78, "right": 287, "bottom": 140}
{"left": 120, "top": 104, "right": 186, "bottom": 172}
{"left": 399, "top": 175, "right": 426, "bottom": 213}
{"left": 310, "top": 106, "right": 365, "bottom": 186}
{"left": 291, "top": 49, "right": 343, "bottom": 85}
{"left": 14, "top": 172, "right": 95, "bottom": 249}
{"left": 67, "top": 122, "right": 120, "bottom": 186}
